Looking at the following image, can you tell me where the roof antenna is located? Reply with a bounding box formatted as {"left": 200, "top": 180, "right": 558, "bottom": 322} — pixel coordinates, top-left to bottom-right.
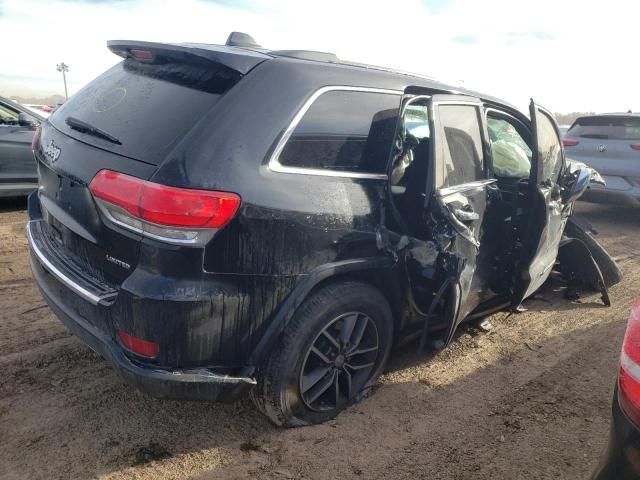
{"left": 226, "top": 32, "right": 261, "bottom": 49}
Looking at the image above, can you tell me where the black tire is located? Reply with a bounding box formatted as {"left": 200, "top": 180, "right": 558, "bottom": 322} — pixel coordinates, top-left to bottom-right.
{"left": 251, "top": 281, "right": 393, "bottom": 427}
{"left": 565, "top": 218, "right": 623, "bottom": 287}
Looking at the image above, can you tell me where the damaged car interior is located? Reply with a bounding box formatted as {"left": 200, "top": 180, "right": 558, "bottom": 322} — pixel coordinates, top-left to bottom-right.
{"left": 384, "top": 91, "right": 620, "bottom": 355}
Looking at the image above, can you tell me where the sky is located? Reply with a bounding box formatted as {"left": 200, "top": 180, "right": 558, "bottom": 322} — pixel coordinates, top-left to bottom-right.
{"left": 0, "top": 0, "right": 638, "bottom": 113}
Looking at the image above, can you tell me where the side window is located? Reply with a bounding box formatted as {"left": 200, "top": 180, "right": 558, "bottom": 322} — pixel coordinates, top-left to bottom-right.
{"left": 278, "top": 90, "right": 401, "bottom": 174}
{"left": 391, "top": 100, "right": 430, "bottom": 187}
{"left": 487, "top": 114, "right": 532, "bottom": 178}
{"left": 0, "top": 104, "right": 19, "bottom": 125}
{"left": 536, "top": 111, "right": 563, "bottom": 183}
{"left": 436, "top": 105, "right": 484, "bottom": 188}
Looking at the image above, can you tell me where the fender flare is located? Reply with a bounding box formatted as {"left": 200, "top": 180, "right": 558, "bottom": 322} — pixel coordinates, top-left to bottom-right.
{"left": 244, "top": 256, "right": 396, "bottom": 371}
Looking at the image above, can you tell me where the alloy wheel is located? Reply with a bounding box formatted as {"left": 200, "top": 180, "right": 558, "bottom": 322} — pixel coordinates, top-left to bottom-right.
{"left": 299, "top": 311, "right": 380, "bottom": 412}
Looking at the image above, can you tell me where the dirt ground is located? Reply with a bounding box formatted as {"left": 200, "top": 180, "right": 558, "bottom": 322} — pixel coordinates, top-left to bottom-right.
{"left": 0, "top": 199, "right": 638, "bottom": 480}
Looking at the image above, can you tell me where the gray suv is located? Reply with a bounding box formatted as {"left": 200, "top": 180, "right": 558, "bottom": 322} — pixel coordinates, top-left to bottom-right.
{"left": 563, "top": 113, "right": 640, "bottom": 206}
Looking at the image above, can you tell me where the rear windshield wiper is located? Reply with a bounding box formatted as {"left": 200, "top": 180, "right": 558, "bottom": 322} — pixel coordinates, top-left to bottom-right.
{"left": 580, "top": 134, "right": 609, "bottom": 139}
{"left": 65, "top": 116, "right": 122, "bottom": 145}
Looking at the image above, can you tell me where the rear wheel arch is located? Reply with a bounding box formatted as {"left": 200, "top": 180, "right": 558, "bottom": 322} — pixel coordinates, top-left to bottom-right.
{"left": 303, "top": 269, "right": 404, "bottom": 334}
{"left": 246, "top": 257, "right": 403, "bottom": 367}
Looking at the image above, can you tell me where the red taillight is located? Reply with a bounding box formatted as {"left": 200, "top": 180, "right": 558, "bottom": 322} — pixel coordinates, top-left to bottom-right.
{"left": 630, "top": 143, "right": 640, "bottom": 151}
{"left": 89, "top": 170, "right": 241, "bottom": 244}
{"left": 31, "top": 125, "right": 41, "bottom": 151}
{"left": 619, "top": 299, "right": 640, "bottom": 426}
{"left": 118, "top": 329, "right": 159, "bottom": 358}
{"left": 563, "top": 139, "right": 579, "bottom": 147}
{"left": 139, "top": 181, "right": 241, "bottom": 228}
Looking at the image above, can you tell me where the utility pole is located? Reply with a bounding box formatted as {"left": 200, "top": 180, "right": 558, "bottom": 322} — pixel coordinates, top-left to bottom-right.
{"left": 56, "top": 62, "right": 69, "bottom": 100}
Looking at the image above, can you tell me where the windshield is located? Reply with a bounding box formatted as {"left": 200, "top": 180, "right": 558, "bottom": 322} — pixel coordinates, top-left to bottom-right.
{"left": 566, "top": 116, "right": 640, "bottom": 140}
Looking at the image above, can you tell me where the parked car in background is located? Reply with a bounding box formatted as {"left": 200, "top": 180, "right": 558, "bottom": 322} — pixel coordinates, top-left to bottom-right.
{"left": 0, "top": 96, "right": 43, "bottom": 197}
{"left": 563, "top": 113, "right": 640, "bottom": 206}
{"left": 27, "top": 32, "right": 620, "bottom": 426}
{"left": 593, "top": 299, "right": 640, "bottom": 479}
{"left": 23, "top": 104, "right": 53, "bottom": 117}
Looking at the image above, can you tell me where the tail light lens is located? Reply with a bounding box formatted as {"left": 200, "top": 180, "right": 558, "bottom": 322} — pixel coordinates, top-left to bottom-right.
{"left": 630, "top": 143, "right": 640, "bottom": 151}
{"left": 118, "top": 329, "right": 159, "bottom": 358}
{"left": 89, "top": 170, "right": 241, "bottom": 245}
{"left": 31, "top": 125, "right": 41, "bottom": 151}
{"left": 619, "top": 299, "right": 640, "bottom": 426}
{"left": 563, "top": 139, "right": 579, "bottom": 147}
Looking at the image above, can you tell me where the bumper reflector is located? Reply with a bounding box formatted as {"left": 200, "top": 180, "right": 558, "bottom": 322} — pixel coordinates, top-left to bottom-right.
{"left": 118, "top": 329, "right": 159, "bottom": 358}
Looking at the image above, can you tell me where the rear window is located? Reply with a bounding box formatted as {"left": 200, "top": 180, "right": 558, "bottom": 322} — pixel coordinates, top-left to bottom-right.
{"left": 50, "top": 58, "right": 238, "bottom": 165}
{"left": 566, "top": 116, "right": 640, "bottom": 140}
{"left": 278, "top": 90, "right": 401, "bottom": 174}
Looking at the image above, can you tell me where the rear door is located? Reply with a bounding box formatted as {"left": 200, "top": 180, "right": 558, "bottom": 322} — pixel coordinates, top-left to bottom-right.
{"left": 511, "top": 101, "right": 568, "bottom": 307}
{"left": 427, "top": 95, "right": 501, "bottom": 340}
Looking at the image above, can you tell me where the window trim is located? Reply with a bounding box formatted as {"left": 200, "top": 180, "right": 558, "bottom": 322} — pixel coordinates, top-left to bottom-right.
{"left": 268, "top": 85, "right": 403, "bottom": 180}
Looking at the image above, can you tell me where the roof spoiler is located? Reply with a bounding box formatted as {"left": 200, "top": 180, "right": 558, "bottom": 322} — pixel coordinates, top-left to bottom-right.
{"left": 107, "top": 39, "right": 268, "bottom": 75}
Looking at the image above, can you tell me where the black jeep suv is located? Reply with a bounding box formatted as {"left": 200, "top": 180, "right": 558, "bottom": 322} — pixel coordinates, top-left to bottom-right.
{"left": 28, "top": 32, "right": 620, "bottom": 426}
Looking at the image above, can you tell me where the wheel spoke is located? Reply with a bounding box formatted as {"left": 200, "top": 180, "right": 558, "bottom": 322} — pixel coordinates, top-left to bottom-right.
{"left": 350, "top": 316, "right": 368, "bottom": 349}
{"left": 306, "top": 370, "right": 337, "bottom": 404}
{"left": 349, "top": 345, "right": 378, "bottom": 357}
{"left": 301, "top": 366, "right": 332, "bottom": 393}
{"left": 342, "top": 368, "right": 353, "bottom": 399}
{"left": 334, "top": 369, "right": 340, "bottom": 407}
{"left": 339, "top": 313, "right": 358, "bottom": 344}
{"left": 310, "top": 346, "right": 332, "bottom": 364}
{"left": 345, "top": 361, "right": 375, "bottom": 371}
{"left": 321, "top": 330, "right": 340, "bottom": 349}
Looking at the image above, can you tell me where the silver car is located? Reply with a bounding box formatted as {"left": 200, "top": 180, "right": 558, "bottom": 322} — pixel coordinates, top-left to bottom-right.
{"left": 0, "top": 96, "right": 43, "bottom": 197}
{"left": 563, "top": 113, "right": 640, "bottom": 206}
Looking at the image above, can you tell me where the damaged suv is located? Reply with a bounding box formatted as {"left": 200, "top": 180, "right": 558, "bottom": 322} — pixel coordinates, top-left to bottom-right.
{"left": 28, "top": 32, "right": 621, "bottom": 426}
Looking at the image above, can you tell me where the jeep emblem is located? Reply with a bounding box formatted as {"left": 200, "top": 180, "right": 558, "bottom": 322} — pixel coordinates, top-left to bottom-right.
{"left": 598, "top": 144, "right": 607, "bottom": 153}
{"left": 44, "top": 139, "right": 61, "bottom": 163}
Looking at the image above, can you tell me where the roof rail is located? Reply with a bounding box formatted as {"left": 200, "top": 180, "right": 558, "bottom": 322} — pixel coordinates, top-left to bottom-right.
{"left": 270, "top": 50, "right": 339, "bottom": 62}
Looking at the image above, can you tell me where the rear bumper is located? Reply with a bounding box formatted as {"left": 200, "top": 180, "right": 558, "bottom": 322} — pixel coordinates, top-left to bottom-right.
{"left": 29, "top": 240, "right": 256, "bottom": 403}
{"left": 592, "top": 387, "right": 640, "bottom": 480}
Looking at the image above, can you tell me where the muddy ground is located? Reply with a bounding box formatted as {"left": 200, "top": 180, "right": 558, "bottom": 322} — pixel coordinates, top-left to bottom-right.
{"left": 0, "top": 199, "right": 638, "bottom": 480}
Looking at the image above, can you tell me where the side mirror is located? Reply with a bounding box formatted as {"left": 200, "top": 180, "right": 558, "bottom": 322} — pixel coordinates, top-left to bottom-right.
{"left": 17, "top": 113, "right": 35, "bottom": 128}
{"left": 564, "top": 167, "right": 591, "bottom": 204}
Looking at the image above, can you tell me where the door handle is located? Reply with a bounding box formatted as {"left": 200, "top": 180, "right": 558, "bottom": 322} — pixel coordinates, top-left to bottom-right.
{"left": 452, "top": 208, "right": 479, "bottom": 223}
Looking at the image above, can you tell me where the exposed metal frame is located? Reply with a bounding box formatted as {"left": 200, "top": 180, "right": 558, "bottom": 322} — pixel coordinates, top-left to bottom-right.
{"left": 268, "top": 85, "right": 403, "bottom": 180}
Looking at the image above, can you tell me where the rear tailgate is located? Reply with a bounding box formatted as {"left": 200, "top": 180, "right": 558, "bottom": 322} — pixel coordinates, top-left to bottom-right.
{"left": 33, "top": 41, "right": 267, "bottom": 291}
